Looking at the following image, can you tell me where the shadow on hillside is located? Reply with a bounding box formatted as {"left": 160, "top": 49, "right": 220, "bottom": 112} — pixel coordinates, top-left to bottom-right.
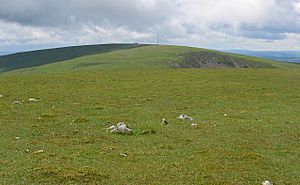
{"left": 0, "top": 43, "right": 145, "bottom": 72}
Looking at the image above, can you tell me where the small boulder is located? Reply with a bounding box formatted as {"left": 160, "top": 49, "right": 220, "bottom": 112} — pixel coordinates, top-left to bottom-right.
{"left": 119, "top": 153, "right": 128, "bottom": 157}
{"left": 191, "top": 123, "right": 199, "bottom": 127}
{"left": 107, "top": 122, "right": 132, "bottom": 134}
{"left": 178, "top": 114, "right": 193, "bottom": 121}
{"left": 13, "top": 101, "right": 22, "bottom": 105}
{"left": 29, "top": 98, "right": 40, "bottom": 102}
{"left": 161, "top": 118, "right": 168, "bottom": 125}
{"left": 73, "top": 130, "right": 79, "bottom": 134}
{"left": 262, "top": 180, "right": 273, "bottom": 185}
{"left": 34, "top": 150, "right": 44, "bottom": 154}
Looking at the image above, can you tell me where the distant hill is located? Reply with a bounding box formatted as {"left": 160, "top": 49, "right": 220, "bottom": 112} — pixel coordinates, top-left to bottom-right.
{"left": 1, "top": 44, "right": 299, "bottom": 74}
{"left": 0, "top": 43, "right": 144, "bottom": 72}
{"left": 225, "top": 50, "right": 300, "bottom": 63}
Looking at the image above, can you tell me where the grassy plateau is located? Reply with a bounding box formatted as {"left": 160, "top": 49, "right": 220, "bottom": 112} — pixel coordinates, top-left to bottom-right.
{"left": 0, "top": 44, "right": 299, "bottom": 184}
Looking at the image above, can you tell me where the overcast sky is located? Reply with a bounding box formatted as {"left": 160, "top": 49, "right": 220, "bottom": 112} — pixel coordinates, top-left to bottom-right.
{"left": 1, "top": 0, "right": 300, "bottom": 52}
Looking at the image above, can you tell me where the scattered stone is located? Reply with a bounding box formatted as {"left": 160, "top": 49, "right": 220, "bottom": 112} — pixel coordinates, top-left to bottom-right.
{"left": 117, "top": 122, "right": 132, "bottom": 133}
{"left": 51, "top": 106, "right": 56, "bottom": 109}
{"left": 262, "top": 180, "right": 273, "bottom": 185}
{"left": 224, "top": 113, "right": 228, "bottom": 117}
{"left": 191, "top": 123, "right": 199, "bottom": 127}
{"left": 119, "top": 153, "right": 128, "bottom": 157}
{"left": 15, "top": 137, "right": 20, "bottom": 140}
{"left": 0, "top": 95, "right": 3, "bottom": 98}
{"left": 178, "top": 114, "right": 193, "bottom": 121}
{"left": 107, "top": 122, "right": 132, "bottom": 134}
{"left": 73, "top": 130, "right": 79, "bottom": 134}
{"left": 13, "top": 101, "right": 22, "bottom": 105}
{"left": 161, "top": 118, "right": 168, "bottom": 125}
{"left": 25, "top": 149, "right": 30, "bottom": 153}
{"left": 33, "top": 150, "right": 44, "bottom": 154}
{"left": 107, "top": 125, "right": 116, "bottom": 130}
{"left": 28, "top": 98, "right": 40, "bottom": 102}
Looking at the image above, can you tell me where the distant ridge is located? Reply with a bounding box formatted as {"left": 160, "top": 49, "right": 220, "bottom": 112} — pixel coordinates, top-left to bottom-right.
{"left": 1, "top": 44, "right": 299, "bottom": 74}
{"left": 225, "top": 50, "right": 300, "bottom": 63}
{"left": 0, "top": 43, "right": 145, "bottom": 72}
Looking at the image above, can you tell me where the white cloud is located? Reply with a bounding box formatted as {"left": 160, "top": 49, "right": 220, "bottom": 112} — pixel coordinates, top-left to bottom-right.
{"left": 0, "top": 0, "right": 300, "bottom": 51}
{"left": 0, "top": 19, "right": 153, "bottom": 50}
{"left": 0, "top": 20, "right": 63, "bottom": 45}
{"left": 295, "top": 1, "right": 300, "bottom": 12}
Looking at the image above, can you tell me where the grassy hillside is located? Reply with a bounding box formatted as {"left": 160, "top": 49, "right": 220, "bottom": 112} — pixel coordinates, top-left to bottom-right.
{"left": 0, "top": 68, "right": 299, "bottom": 184}
{"left": 0, "top": 44, "right": 299, "bottom": 184}
{"left": 5, "top": 45, "right": 299, "bottom": 74}
{"left": 0, "top": 43, "right": 144, "bottom": 72}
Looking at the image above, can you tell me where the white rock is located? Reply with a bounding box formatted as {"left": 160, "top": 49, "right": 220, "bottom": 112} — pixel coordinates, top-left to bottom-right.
{"left": 178, "top": 114, "right": 186, "bottom": 120}
{"left": 119, "top": 153, "right": 128, "bottom": 157}
{"left": 117, "top": 122, "right": 127, "bottom": 131}
{"left": 224, "top": 113, "right": 228, "bottom": 117}
{"left": 13, "top": 101, "right": 22, "bottom": 105}
{"left": 15, "top": 137, "right": 20, "bottom": 140}
{"left": 262, "top": 180, "right": 273, "bottom": 185}
{"left": 191, "top": 123, "right": 199, "bottom": 127}
{"left": 107, "top": 125, "right": 116, "bottom": 130}
{"left": 28, "top": 98, "right": 40, "bottom": 102}
{"left": 0, "top": 94, "right": 3, "bottom": 98}
{"left": 161, "top": 118, "right": 168, "bottom": 125}
{"left": 178, "top": 114, "right": 193, "bottom": 121}
{"left": 34, "top": 149, "right": 44, "bottom": 154}
{"left": 108, "top": 122, "right": 132, "bottom": 133}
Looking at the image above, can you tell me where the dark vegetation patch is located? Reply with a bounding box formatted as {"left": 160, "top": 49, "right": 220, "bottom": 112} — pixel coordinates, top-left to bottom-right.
{"left": 175, "top": 51, "right": 273, "bottom": 68}
{"left": 139, "top": 129, "right": 157, "bottom": 135}
{"left": 30, "top": 165, "right": 110, "bottom": 184}
{"left": 0, "top": 43, "right": 145, "bottom": 72}
{"left": 75, "top": 62, "right": 109, "bottom": 68}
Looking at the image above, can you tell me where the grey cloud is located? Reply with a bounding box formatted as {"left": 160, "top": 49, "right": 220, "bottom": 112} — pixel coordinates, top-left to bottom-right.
{"left": 0, "top": 0, "right": 177, "bottom": 31}
{"left": 1, "top": 0, "right": 300, "bottom": 51}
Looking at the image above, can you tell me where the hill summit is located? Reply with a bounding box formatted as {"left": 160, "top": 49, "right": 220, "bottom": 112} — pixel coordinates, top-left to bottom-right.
{"left": 0, "top": 44, "right": 298, "bottom": 73}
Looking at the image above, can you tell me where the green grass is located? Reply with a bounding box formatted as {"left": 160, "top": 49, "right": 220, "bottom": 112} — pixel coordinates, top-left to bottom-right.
{"left": 5, "top": 45, "right": 299, "bottom": 74}
{"left": 1, "top": 68, "right": 300, "bottom": 184}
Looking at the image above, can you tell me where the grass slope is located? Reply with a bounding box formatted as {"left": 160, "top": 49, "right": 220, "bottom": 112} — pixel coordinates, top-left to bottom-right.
{"left": 0, "top": 43, "right": 144, "bottom": 72}
{"left": 1, "top": 68, "right": 300, "bottom": 184}
{"left": 0, "top": 44, "right": 299, "bottom": 184}
{"left": 4, "top": 45, "right": 299, "bottom": 74}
